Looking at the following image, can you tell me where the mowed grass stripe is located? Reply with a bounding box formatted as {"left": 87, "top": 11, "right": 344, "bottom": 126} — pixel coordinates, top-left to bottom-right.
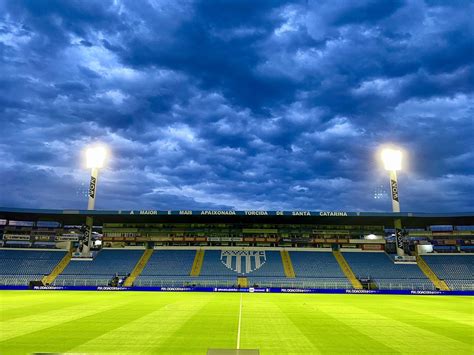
{"left": 393, "top": 296, "right": 474, "bottom": 327}
{"left": 392, "top": 294, "right": 472, "bottom": 306}
{"left": 0, "top": 291, "right": 117, "bottom": 322}
{"left": 281, "top": 295, "right": 400, "bottom": 354}
{"left": 67, "top": 292, "right": 219, "bottom": 354}
{"left": 239, "top": 293, "right": 320, "bottom": 353}
{"left": 0, "top": 294, "right": 161, "bottom": 354}
{"left": 0, "top": 291, "right": 134, "bottom": 342}
{"left": 365, "top": 301, "right": 474, "bottom": 348}
{"left": 153, "top": 293, "right": 239, "bottom": 352}
{"left": 346, "top": 302, "right": 472, "bottom": 354}
{"left": 389, "top": 306, "right": 474, "bottom": 344}
{"left": 0, "top": 292, "right": 58, "bottom": 312}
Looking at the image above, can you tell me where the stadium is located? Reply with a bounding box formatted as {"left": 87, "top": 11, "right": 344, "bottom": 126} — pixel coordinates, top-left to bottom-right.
{"left": 1, "top": 206, "right": 473, "bottom": 353}
{"left": 1, "top": 1, "right": 474, "bottom": 354}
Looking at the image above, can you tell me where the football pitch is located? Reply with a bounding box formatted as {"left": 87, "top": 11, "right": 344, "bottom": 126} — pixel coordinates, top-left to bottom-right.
{"left": 0, "top": 291, "right": 472, "bottom": 354}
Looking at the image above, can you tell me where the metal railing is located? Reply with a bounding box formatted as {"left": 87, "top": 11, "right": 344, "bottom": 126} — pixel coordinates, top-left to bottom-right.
{"left": 0, "top": 278, "right": 35, "bottom": 286}
{"left": 374, "top": 282, "right": 436, "bottom": 291}
{"left": 248, "top": 281, "right": 352, "bottom": 289}
{"left": 0, "top": 276, "right": 472, "bottom": 290}
{"left": 446, "top": 282, "right": 474, "bottom": 291}
{"left": 133, "top": 279, "right": 352, "bottom": 289}
{"left": 51, "top": 278, "right": 112, "bottom": 287}
{"left": 133, "top": 279, "right": 236, "bottom": 288}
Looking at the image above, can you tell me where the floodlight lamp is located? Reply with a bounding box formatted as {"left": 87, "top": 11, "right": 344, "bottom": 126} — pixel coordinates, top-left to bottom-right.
{"left": 381, "top": 148, "right": 402, "bottom": 171}
{"left": 86, "top": 146, "right": 107, "bottom": 169}
{"left": 365, "top": 234, "right": 379, "bottom": 240}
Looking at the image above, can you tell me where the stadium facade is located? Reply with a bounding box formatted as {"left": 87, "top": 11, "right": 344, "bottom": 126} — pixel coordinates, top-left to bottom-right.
{"left": 0, "top": 207, "right": 473, "bottom": 294}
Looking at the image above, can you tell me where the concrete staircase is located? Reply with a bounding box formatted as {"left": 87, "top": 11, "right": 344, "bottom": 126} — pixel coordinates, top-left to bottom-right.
{"left": 333, "top": 251, "right": 363, "bottom": 289}
{"left": 123, "top": 249, "right": 154, "bottom": 287}
{"left": 417, "top": 255, "right": 450, "bottom": 291}
{"left": 280, "top": 250, "right": 296, "bottom": 278}
{"left": 190, "top": 249, "right": 205, "bottom": 276}
{"left": 42, "top": 250, "right": 73, "bottom": 285}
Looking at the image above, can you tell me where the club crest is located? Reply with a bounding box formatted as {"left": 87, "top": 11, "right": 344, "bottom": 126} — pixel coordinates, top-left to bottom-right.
{"left": 220, "top": 250, "right": 266, "bottom": 275}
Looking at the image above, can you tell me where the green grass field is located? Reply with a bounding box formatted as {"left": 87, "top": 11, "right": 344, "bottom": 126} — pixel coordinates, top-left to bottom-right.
{"left": 0, "top": 291, "right": 472, "bottom": 354}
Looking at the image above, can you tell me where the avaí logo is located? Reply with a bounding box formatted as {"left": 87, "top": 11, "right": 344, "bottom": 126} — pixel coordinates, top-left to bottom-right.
{"left": 395, "top": 228, "right": 403, "bottom": 249}
{"left": 89, "top": 177, "right": 96, "bottom": 198}
{"left": 390, "top": 179, "right": 399, "bottom": 202}
{"left": 221, "top": 250, "right": 266, "bottom": 275}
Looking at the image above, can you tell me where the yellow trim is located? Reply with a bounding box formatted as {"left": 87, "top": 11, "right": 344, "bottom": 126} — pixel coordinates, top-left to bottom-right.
{"left": 417, "top": 255, "right": 450, "bottom": 291}
{"left": 190, "top": 249, "right": 205, "bottom": 276}
{"left": 280, "top": 250, "right": 296, "bottom": 278}
{"left": 238, "top": 277, "right": 248, "bottom": 288}
{"left": 333, "top": 251, "right": 363, "bottom": 289}
{"left": 42, "top": 250, "right": 72, "bottom": 285}
{"left": 123, "top": 249, "right": 154, "bottom": 287}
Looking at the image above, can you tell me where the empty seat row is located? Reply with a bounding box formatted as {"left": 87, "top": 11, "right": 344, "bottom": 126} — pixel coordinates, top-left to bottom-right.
{"left": 2, "top": 249, "right": 471, "bottom": 292}
{"left": 54, "top": 249, "right": 143, "bottom": 286}
{"left": 423, "top": 255, "right": 473, "bottom": 290}
{"left": 343, "top": 252, "right": 428, "bottom": 279}
{"left": 290, "top": 251, "right": 346, "bottom": 278}
{"left": 0, "top": 250, "right": 66, "bottom": 285}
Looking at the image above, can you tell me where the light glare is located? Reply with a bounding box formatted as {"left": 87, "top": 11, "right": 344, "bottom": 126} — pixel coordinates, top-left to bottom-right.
{"left": 86, "top": 146, "right": 107, "bottom": 169}
{"left": 365, "top": 234, "right": 380, "bottom": 240}
{"left": 381, "top": 149, "right": 402, "bottom": 171}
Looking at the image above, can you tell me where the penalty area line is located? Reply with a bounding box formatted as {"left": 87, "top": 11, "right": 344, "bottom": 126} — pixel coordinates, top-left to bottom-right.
{"left": 237, "top": 292, "right": 243, "bottom": 349}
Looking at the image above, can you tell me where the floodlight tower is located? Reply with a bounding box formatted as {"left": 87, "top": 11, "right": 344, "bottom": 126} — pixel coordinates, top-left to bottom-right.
{"left": 82, "top": 145, "right": 107, "bottom": 256}
{"left": 381, "top": 148, "right": 405, "bottom": 256}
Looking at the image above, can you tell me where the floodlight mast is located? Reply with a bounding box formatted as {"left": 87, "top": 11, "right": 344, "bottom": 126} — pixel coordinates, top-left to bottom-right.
{"left": 82, "top": 146, "right": 107, "bottom": 256}
{"left": 381, "top": 148, "right": 404, "bottom": 257}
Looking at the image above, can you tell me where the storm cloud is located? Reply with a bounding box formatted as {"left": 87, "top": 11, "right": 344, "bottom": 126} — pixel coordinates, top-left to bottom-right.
{"left": 0, "top": 0, "right": 473, "bottom": 212}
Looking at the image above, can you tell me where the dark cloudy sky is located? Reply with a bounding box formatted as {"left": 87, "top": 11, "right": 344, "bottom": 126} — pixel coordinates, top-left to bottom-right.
{"left": 0, "top": 0, "right": 473, "bottom": 212}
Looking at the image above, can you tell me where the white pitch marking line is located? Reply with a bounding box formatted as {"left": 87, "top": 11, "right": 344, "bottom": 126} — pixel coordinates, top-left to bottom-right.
{"left": 237, "top": 292, "right": 243, "bottom": 349}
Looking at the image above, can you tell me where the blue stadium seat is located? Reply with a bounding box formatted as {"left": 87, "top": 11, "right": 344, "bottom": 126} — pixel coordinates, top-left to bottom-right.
{"left": 54, "top": 249, "right": 142, "bottom": 286}
{"left": 199, "top": 250, "right": 240, "bottom": 277}
{"left": 140, "top": 250, "right": 196, "bottom": 276}
{"left": 0, "top": 249, "right": 66, "bottom": 285}
{"left": 286, "top": 251, "right": 351, "bottom": 289}
{"left": 136, "top": 249, "right": 287, "bottom": 287}
{"left": 423, "top": 255, "right": 473, "bottom": 291}
{"left": 135, "top": 250, "right": 200, "bottom": 287}
{"left": 343, "top": 252, "right": 434, "bottom": 290}
{"left": 241, "top": 251, "right": 285, "bottom": 277}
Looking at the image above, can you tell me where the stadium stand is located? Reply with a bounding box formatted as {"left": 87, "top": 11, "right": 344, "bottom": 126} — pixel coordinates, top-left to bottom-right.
{"left": 244, "top": 251, "right": 285, "bottom": 277}
{"left": 460, "top": 245, "right": 474, "bottom": 253}
{"left": 53, "top": 249, "right": 142, "bottom": 286}
{"left": 200, "top": 250, "right": 241, "bottom": 277}
{"left": 246, "top": 250, "right": 292, "bottom": 287}
{"left": 343, "top": 251, "right": 435, "bottom": 290}
{"left": 0, "top": 249, "right": 66, "bottom": 285}
{"left": 280, "top": 250, "right": 296, "bottom": 277}
{"left": 2, "top": 247, "right": 471, "bottom": 291}
{"left": 283, "top": 251, "right": 353, "bottom": 289}
{"left": 422, "top": 255, "right": 473, "bottom": 291}
{"left": 227, "top": 250, "right": 352, "bottom": 289}
{"left": 433, "top": 246, "right": 458, "bottom": 253}
{"left": 135, "top": 250, "right": 200, "bottom": 287}
{"left": 136, "top": 249, "right": 288, "bottom": 287}
{"left": 196, "top": 250, "right": 247, "bottom": 286}
{"left": 123, "top": 249, "right": 153, "bottom": 286}
{"left": 333, "top": 250, "right": 363, "bottom": 289}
